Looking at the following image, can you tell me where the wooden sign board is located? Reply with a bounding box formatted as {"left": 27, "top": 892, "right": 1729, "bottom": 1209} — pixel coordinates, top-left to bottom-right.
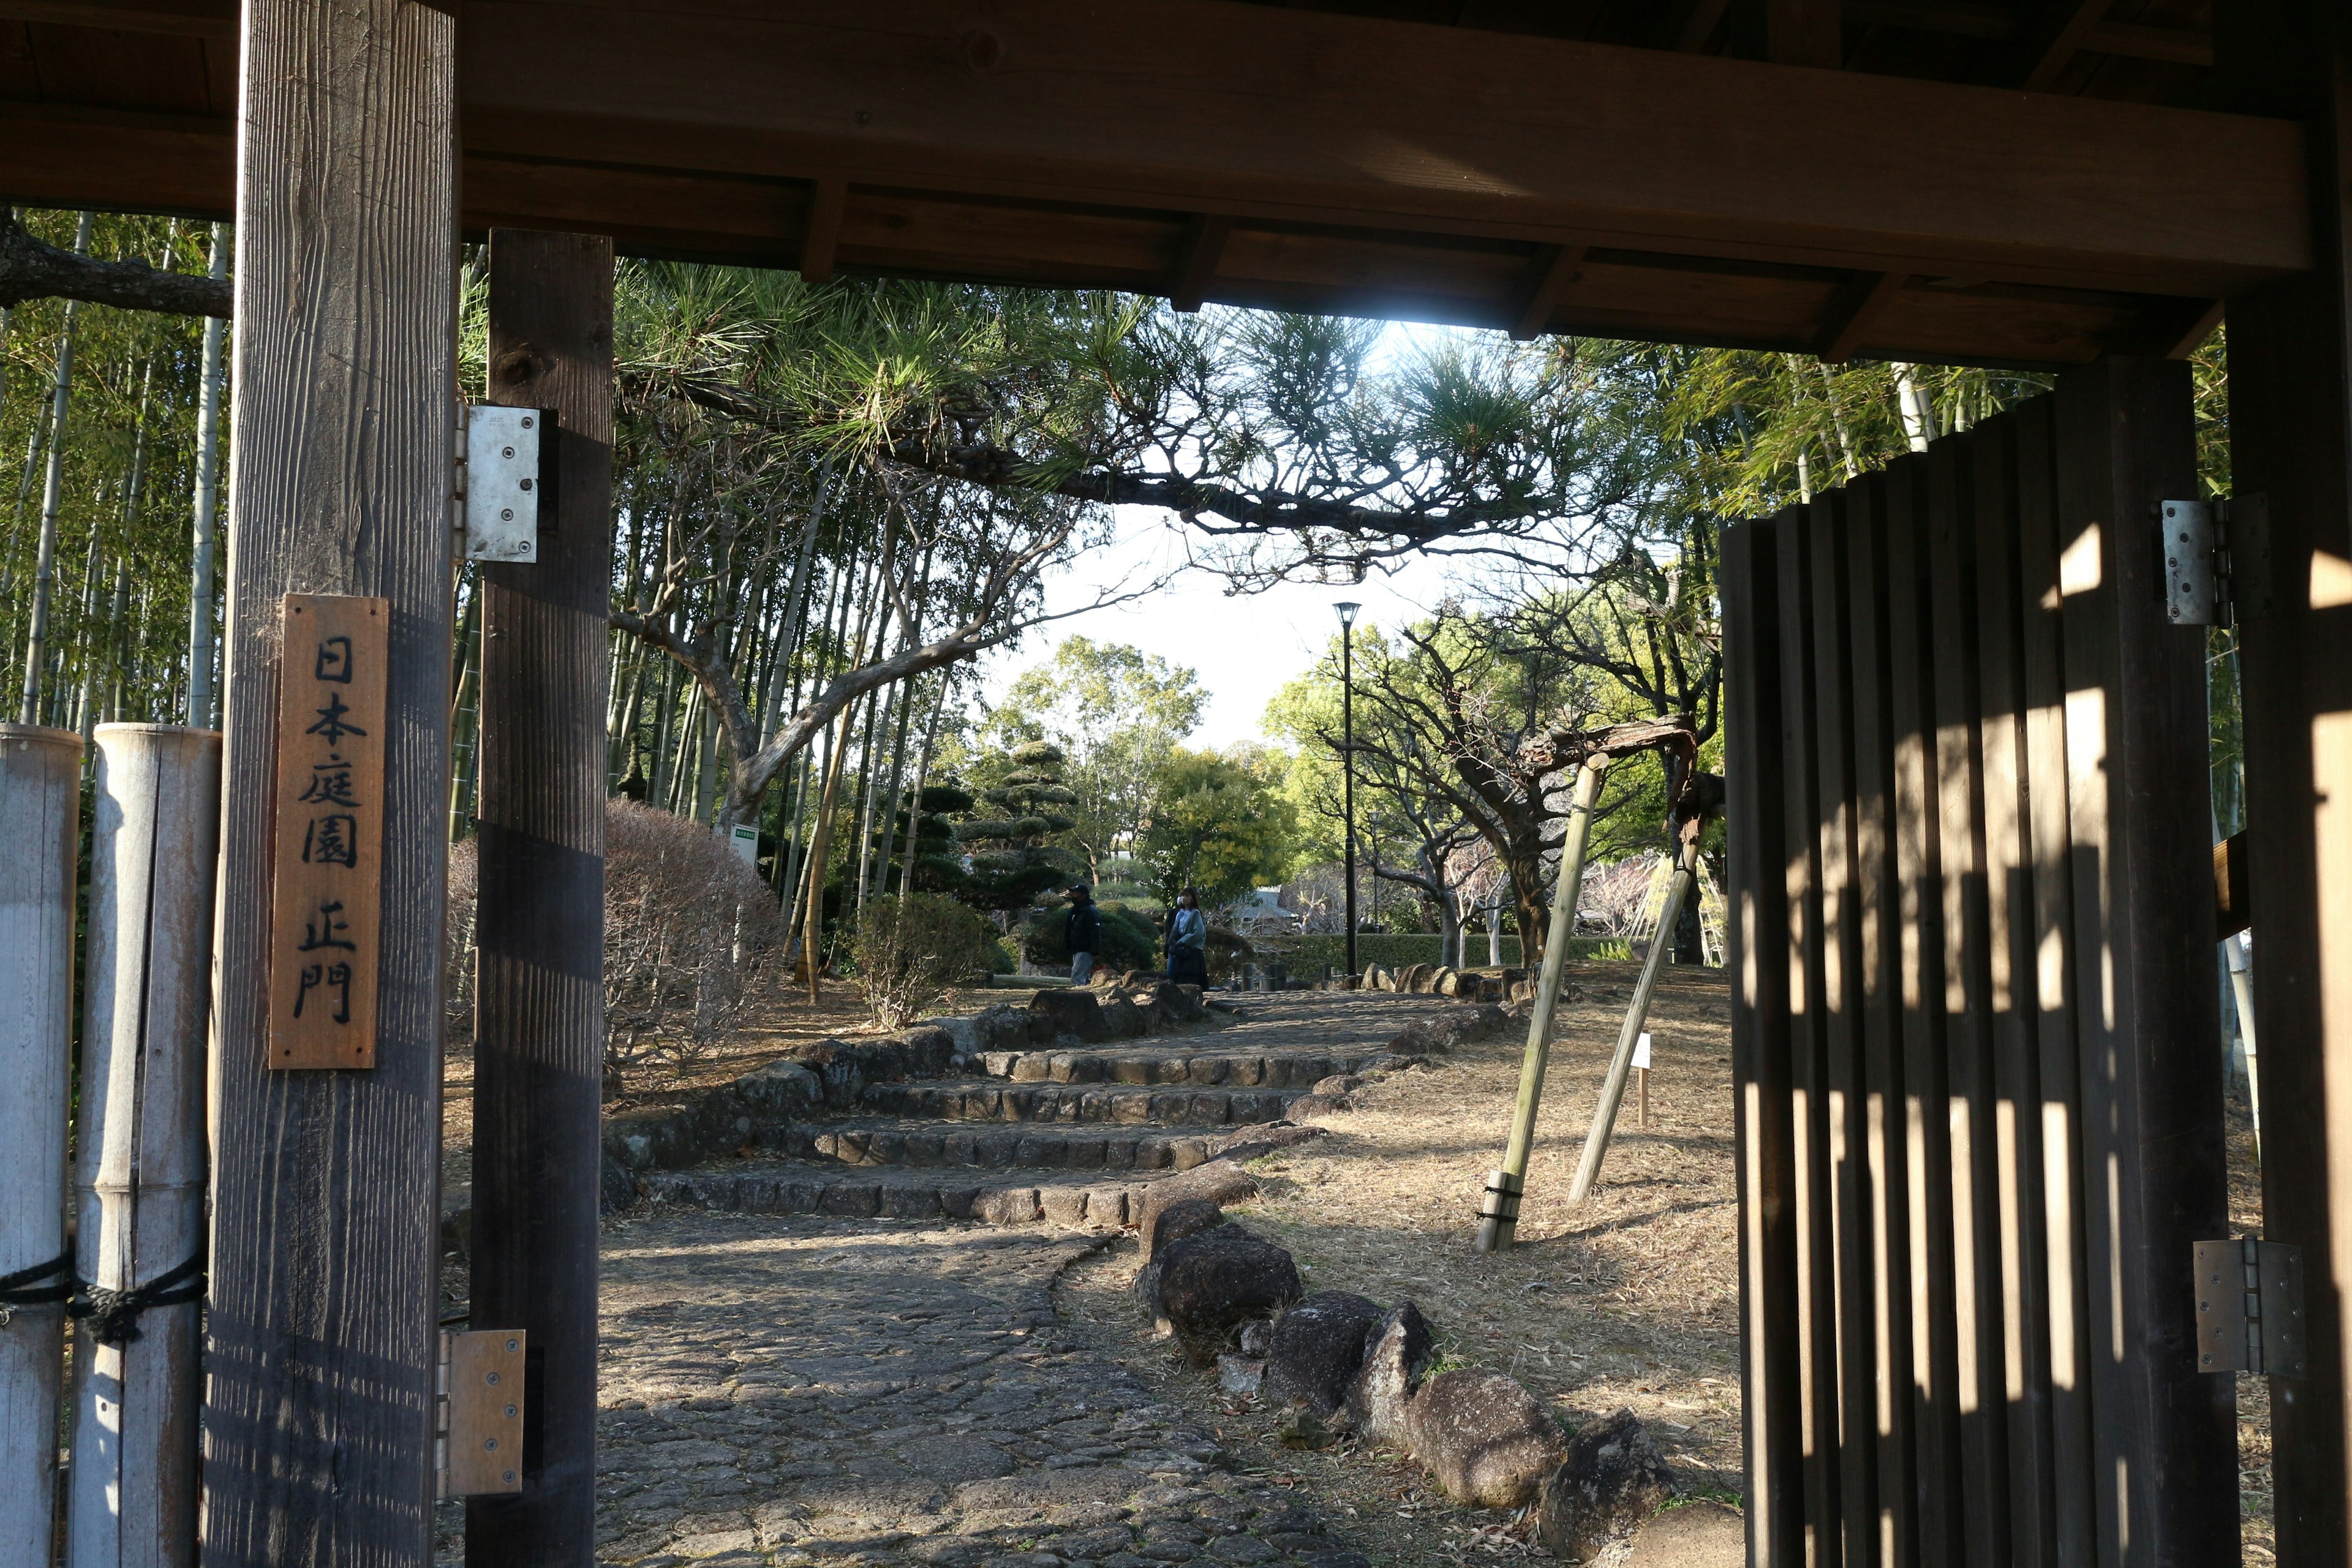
{"left": 268, "top": 594, "right": 388, "bottom": 1069}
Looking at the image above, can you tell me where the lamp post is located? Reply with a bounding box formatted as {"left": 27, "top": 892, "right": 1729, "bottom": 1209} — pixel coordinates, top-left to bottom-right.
{"left": 1335, "top": 601, "right": 1361, "bottom": 978}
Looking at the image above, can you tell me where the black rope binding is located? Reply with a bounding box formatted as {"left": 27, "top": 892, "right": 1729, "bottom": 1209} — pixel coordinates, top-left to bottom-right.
{"left": 67, "top": 1253, "right": 206, "bottom": 1346}
{"left": 0, "top": 1250, "right": 75, "bottom": 1327}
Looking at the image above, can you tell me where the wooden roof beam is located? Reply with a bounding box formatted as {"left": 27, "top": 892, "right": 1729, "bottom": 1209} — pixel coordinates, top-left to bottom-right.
{"left": 1169, "top": 213, "right": 1233, "bottom": 313}
{"left": 2018, "top": 0, "right": 2115, "bottom": 88}
{"left": 1815, "top": 269, "right": 1907, "bottom": 361}
{"left": 1771, "top": 0, "right": 1844, "bottom": 69}
{"left": 1509, "top": 244, "right": 1588, "bottom": 340}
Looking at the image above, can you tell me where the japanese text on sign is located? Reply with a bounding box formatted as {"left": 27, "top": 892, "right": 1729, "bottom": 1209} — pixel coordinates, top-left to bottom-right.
{"left": 268, "top": 595, "right": 388, "bottom": 1068}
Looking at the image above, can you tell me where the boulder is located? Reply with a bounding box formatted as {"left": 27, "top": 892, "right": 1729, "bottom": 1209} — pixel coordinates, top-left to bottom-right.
{"left": 1341, "top": 1302, "right": 1433, "bottom": 1447}
{"left": 1403, "top": 1370, "right": 1568, "bottom": 1510}
{"left": 1152, "top": 1228, "right": 1303, "bottom": 1365}
{"left": 1285, "top": 1092, "right": 1352, "bottom": 1121}
{"left": 1132, "top": 1158, "right": 1259, "bottom": 1248}
{"left": 1098, "top": 995, "right": 1149, "bottom": 1039}
{"left": 1207, "top": 1121, "right": 1327, "bottom": 1165}
{"left": 733, "top": 1057, "right": 823, "bottom": 1121}
{"left": 1624, "top": 1500, "right": 1742, "bottom": 1567}
{"left": 1139, "top": 1196, "right": 1229, "bottom": 1264}
{"left": 1310, "top": 1074, "right": 1367, "bottom": 1097}
{"left": 1433, "top": 967, "right": 1463, "bottom": 997}
{"left": 1029, "top": 989, "right": 1112, "bottom": 1042}
{"left": 1535, "top": 1408, "right": 1677, "bottom": 1564}
{"left": 895, "top": 1024, "right": 957, "bottom": 1077}
{"left": 1398, "top": 963, "right": 1436, "bottom": 993}
{"left": 1360, "top": 965, "right": 1387, "bottom": 991}
{"left": 1263, "top": 1292, "right": 1384, "bottom": 1419}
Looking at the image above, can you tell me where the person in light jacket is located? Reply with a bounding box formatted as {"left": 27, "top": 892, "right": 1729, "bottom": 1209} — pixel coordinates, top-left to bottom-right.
{"left": 1064, "top": 884, "right": 1102, "bottom": 985}
{"left": 1166, "top": 886, "right": 1208, "bottom": 989}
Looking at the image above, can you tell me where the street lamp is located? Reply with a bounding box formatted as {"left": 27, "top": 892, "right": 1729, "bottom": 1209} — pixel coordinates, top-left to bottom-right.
{"left": 1335, "top": 601, "right": 1362, "bottom": 979}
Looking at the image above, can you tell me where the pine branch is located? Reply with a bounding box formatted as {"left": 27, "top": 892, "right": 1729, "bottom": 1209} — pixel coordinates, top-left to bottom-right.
{"left": 0, "top": 211, "right": 230, "bottom": 317}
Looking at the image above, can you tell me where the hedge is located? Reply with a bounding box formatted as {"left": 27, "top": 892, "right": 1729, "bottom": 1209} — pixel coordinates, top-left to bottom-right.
{"left": 1257, "top": 932, "right": 1635, "bottom": 973}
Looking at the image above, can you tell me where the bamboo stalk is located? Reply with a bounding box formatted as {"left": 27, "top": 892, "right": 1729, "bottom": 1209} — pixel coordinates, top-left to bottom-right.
{"left": 1474, "top": 754, "right": 1611, "bottom": 1253}
{"left": 69, "top": 725, "right": 220, "bottom": 1568}
{"left": 0, "top": 723, "right": 81, "bottom": 1563}
{"left": 17, "top": 213, "right": 92, "bottom": 726}
{"left": 185, "top": 224, "right": 229, "bottom": 730}
{"left": 1565, "top": 834, "right": 1700, "bottom": 1203}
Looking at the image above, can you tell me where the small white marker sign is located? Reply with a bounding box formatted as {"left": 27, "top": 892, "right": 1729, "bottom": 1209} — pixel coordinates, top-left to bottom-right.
{"left": 1631, "top": 1031, "right": 1653, "bottom": 1070}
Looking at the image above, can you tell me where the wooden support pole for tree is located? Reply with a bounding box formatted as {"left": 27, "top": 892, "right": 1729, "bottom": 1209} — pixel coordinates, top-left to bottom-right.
{"left": 70, "top": 723, "right": 221, "bottom": 1568}
{"left": 467, "top": 228, "right": 614, "bottom": 1568}
{"left": 1474, "top": 755, "right": 1609, "bottom": 1253}
{"left": 1566, "top": 834, "right": 1701, "bottom": 1204}
{"left": 201, "top": 0, "right": 459, "bottom": 1552}
{"left": 0, "top": 723, "right": 79, "bottom": 1565}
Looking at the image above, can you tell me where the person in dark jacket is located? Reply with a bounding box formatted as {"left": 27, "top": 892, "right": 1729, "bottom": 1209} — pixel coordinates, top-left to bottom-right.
{"left": 1064, "top": 884, "right": 1102, "bottom": 985}
{"left": 1166, "top": 886, "right": 1208, "bottom": 989}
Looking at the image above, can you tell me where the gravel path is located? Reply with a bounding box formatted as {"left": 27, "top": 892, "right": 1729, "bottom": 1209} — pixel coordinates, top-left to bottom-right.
{"left": 536, "top": 1208, "right": 1374, "bottom": 1568}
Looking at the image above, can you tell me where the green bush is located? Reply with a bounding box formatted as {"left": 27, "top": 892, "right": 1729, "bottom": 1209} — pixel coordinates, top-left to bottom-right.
{"left": 1262, "top": 932, "right": 1637, "bottom": 974}
{"left": 1019, "top": 900, "right": 1162, "bottom": 972}
{"left": 850, "top": 893, "right": 1005, "bottom": 1027}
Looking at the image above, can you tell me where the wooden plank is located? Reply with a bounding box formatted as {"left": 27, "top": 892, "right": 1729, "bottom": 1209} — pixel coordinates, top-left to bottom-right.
{"left": 450, "top": 0, "right": 2310, "bottom": 298}
{"left": 1169, "top": 212, "right": 1233, "bottom": 312}
{"left": 1841, "top": 474, "right": 1917, "bottom": 1566}
{"left": 2007, "top": 391, "right": 2097, "bottom": 1566}
{"left": 799, "top": 178, "right": 845, "bottom": 282}
{"left": 2049, "top": 356, "right": 2236, "bottom": 1567}
{"left": 201, "top": 0, "right": 458, "bottom": 1553}
{"left": 466, "top": 228, "right": 612, "bottom": 1566}
{"left": 2013, "top": 0, "right": 2112, "bottom": 89}
{"left": 2217, "top": 15, "right": 2352, "bottom": 1556}
{"left": 1725, "top": 512, "right": 1804, "bottom": 1568}
{"left": 1966, "top": 412, "right": 2059, "bottom": 1566}
{"left": 268, "top": 593, "right": 387, "bottom": 1070}
{"left": 1806, "top": 491, "right": 1879, "bottom": 1566}
{"left": 1817, "top": 270, "right": 1908, "bottom": 363}
{"left": 1509, "top": 243, "right": 1586, "bottom": 340}
{"left": 1774, "top": 505, "right": 1845, "bottom": 1564}
{"left": 1922, "top": 429, "right": 2012, "bottom": 1568}
{"left": 1879, "top": 453, "right": 1962, "bottom": 1567}
{"left": 1770, "top": 0, "right": 1845, "bottom": 67}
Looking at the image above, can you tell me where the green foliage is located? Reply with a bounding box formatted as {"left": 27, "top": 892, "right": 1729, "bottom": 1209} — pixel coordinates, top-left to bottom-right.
{"left": 954, "top": 741, "right": 1085, "bottom": 911}
{"left": 849, "top": 892, "right": 1003, "bottom": 1028}
{"left": 1139, "top": 746, "right": 1299, "bottom": 908}
{"left": 1019, "top": 900, "right": 1162, "bottom": 972}
{"left": 989, "top": 636, "right": 1205, "bottom": 878}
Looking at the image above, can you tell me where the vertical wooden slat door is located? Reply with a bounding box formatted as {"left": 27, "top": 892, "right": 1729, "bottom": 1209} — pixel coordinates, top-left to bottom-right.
{"left": 1728, "top": 359, "right": 2236, "bottom": 1567}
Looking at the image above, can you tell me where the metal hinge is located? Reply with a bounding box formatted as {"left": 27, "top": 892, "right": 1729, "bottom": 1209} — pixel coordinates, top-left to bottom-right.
{"left": 435, "top": 1327, "right": 528, "bottom": 1498}
{"left": 2194, "top": 1237, "right": 2305, "bottom": 1378}
{"left": 2157, "top": 494, "right": 2273, "bottom": 627}
{"left": 456, "top": 405, "right": 547, "bottom": 564}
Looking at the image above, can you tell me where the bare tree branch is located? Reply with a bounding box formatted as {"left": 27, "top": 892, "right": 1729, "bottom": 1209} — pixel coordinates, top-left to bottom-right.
{"left": 0, "top": 210, "right": 230, "bottom": 317}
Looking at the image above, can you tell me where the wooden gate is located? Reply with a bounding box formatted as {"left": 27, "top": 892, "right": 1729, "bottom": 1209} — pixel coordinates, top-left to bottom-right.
{"left": 1723, "top": 358, "right": 2237, "bottom": 1566}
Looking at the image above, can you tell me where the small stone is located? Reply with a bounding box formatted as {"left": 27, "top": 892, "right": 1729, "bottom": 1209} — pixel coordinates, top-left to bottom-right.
{"left": 1216, "top": 1355, "right": 1265, "bottom": 1396}
{"left": 1273, "top": 1409, "right": 1332, "bottom": 1450}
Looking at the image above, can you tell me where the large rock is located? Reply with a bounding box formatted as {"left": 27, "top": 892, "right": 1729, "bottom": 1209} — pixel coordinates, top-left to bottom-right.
{"left": 1403, "top": 1370, "right": 1568, "bottom": 1510}
{"left": 1150, "top": 1228, "right": 1303, "bottom": 1365}
{"left": 733, "top": 1057, "right": 823, "bottom": 1121}
{"left": 1341, "top": 1302, "right": 1433, "bottom": 1447}
{"left": 1264, "top": 1292, "right": 1384, "bottom": 1418}
{"left": 1535, "top": 1408, "right": 1677, "bottom": 1563}
{"left": 1098, "top": 995, "right": 1149, "bottom": 1038}
{"left": 1132, "top": 1158, "right": 1259, "bottom": 1247}
{"left": 1624, "top": 1500, "right": 1742, "bottom": 1567}
{"left": 1030, "top": 988, "right": 1112, "bottom": 1042}
{"left": 1139, "top": 1196, "right": 1228, "bottom": 1264}
{"left": 1397, "top": 963, "right": 1436, "bottom": 993}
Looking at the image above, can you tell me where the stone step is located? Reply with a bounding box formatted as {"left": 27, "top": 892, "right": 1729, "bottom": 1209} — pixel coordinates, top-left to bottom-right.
{"left": 861, "top": 1077, "right": 1300, "bottom": 1126}
{"left": 772, "top": 1117, "right": 1269, "bottom": 1174}
{"left": 973, "top": 1047, "right": 1378, "bottom": 1088}
{"left": 639, "top": 1162, "right": 1154, "bottom": 1229}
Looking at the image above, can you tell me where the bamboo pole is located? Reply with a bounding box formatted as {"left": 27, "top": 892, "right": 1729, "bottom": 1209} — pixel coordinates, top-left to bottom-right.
{"left": 1474, "top": 755, "right": 1610, "bottom": 1253}
{"left": 69, "top": 725, "right": 221, "bottom": 1568}
{"left": 186, "top": 225, "right": 230, "bottom": 730}
{"left": 17, "top": 213, "right": 92, "bottom": 726}
{"left": 2229, "top": 931, "right": 2261, "bottom": 1163}
{"left": 801, "top": 702, "right": 856, "bottom": 999}
{"left": 0, "top": 723, "right": 81, "bottom": 1562}
{"left": 1566, "top": 834, "right": 1700, "bottom": 1203}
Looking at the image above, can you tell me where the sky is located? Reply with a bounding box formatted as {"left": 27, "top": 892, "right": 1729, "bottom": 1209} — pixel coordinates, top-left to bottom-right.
{"left": 968, "top": 320, "right": 1468, "bottom": 750}
{"left": 968, "top": 512, "right": 1456, "bottom": 750}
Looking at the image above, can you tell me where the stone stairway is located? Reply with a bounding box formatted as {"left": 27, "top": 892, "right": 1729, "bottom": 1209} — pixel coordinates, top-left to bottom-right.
{"left": 633, "top": 989, "right": 1482, "bottom": 1232}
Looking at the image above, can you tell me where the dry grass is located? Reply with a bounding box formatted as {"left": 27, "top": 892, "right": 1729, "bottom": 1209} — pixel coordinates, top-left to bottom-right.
{"left": 1058, "top": 960, "right": 1740, "bottom": 1566}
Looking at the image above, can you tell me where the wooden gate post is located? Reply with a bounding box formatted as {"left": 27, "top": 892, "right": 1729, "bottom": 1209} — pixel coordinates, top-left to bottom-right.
{"left": 2217, "top": 6, "right": 2352, "bottom": 1562}
{"left": 201, "top": 0, "right": 459, "bottom": 1557}
{"left": 467, "top": 228, "right": 614, "bottom": 1566}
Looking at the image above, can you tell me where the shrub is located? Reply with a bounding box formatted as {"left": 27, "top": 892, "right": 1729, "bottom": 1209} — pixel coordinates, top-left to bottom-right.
{"left": 1018, "top": 899, "right": 1161, "bottom": 972}
{"left": 446, "top": 800, "right": 786, "bottom": 1076}
{"left": 851, "top": 892, "right": 1005, "bottom": 1027}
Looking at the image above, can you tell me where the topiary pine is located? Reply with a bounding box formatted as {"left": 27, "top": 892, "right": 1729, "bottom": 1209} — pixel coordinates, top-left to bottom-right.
{"left": 956, "top": 742, "right": 1085, "bottom": 913}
